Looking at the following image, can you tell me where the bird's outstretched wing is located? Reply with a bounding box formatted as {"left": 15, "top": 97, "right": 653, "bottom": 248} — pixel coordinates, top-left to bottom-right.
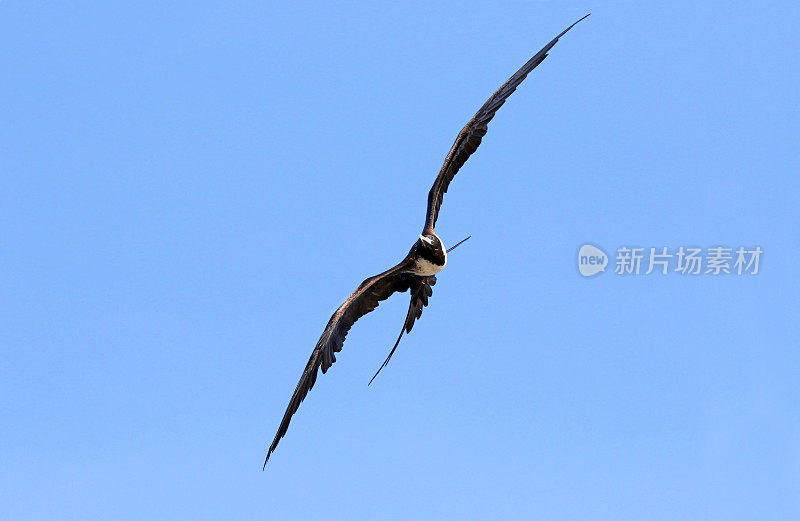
{"left": 368, "top": 275, "right": 436, "bottom": 385}
{"left": 423, "top": 14, "right": 590, "bottom": 233}
{"left": 264, "top": 260, "right": 416, "bottom": 468}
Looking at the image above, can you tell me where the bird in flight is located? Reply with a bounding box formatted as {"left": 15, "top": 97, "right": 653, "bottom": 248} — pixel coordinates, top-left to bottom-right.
{"left": 264, "top": 14, "right": 590, "bottom": 468}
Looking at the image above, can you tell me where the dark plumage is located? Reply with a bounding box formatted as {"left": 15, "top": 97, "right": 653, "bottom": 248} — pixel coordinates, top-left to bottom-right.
{"left": 424, "top": 13, "right": 591, "bottom": 234}
{"left": 264, "top": 15, "right": 589, "bottom": 468}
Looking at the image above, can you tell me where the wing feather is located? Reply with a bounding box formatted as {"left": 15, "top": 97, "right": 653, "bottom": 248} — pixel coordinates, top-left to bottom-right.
{"left": 264, "top": 261, "right": 413, "bottom": 467}
{"left": 423, "top": 14, "right": 589, "bottom": 232}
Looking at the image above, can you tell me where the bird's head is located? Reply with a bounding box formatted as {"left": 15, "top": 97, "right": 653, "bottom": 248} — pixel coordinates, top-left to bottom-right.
{"left": 419, "top": 233, "right": 443, "bottom": 252}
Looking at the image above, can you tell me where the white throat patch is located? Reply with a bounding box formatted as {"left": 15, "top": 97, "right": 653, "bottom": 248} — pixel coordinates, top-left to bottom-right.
{"left": 414, "top": 257, "right": 446, "bottom": 275}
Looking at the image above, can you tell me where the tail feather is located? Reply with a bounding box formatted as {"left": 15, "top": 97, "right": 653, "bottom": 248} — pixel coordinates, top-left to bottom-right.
{"left": 368, "top": 324, "right": 406, "bottom": 386}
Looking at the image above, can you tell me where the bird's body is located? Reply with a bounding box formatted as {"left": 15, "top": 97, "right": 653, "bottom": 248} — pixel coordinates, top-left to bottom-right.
{"left": 264, "top": 15, "right": 589, "bottom": 468}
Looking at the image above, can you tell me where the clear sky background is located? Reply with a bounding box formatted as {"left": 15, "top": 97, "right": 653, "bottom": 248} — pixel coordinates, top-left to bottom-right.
{"left": 2, "top": 2, "right": 799, "bottom": 520}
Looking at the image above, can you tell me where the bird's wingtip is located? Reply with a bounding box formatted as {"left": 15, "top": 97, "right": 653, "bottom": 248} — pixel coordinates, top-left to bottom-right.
{"left": 567, "top": 13, "right": 591, "bottom": 32}
{"left": 262, "top": 452, "right": 272, "bottom": 470}
{"left": 552, "top": 12, "right": 591, "bottom": 42}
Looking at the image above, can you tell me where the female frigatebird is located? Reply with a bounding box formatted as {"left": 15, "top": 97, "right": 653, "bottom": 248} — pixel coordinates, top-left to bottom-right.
{"left": 265, "top": 14, "right": 589, "bottom": 467}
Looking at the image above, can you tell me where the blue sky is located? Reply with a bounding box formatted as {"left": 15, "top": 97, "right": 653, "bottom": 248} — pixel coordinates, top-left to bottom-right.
{"left": 2, "top": 2, "right": 798, "bottom": 519}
